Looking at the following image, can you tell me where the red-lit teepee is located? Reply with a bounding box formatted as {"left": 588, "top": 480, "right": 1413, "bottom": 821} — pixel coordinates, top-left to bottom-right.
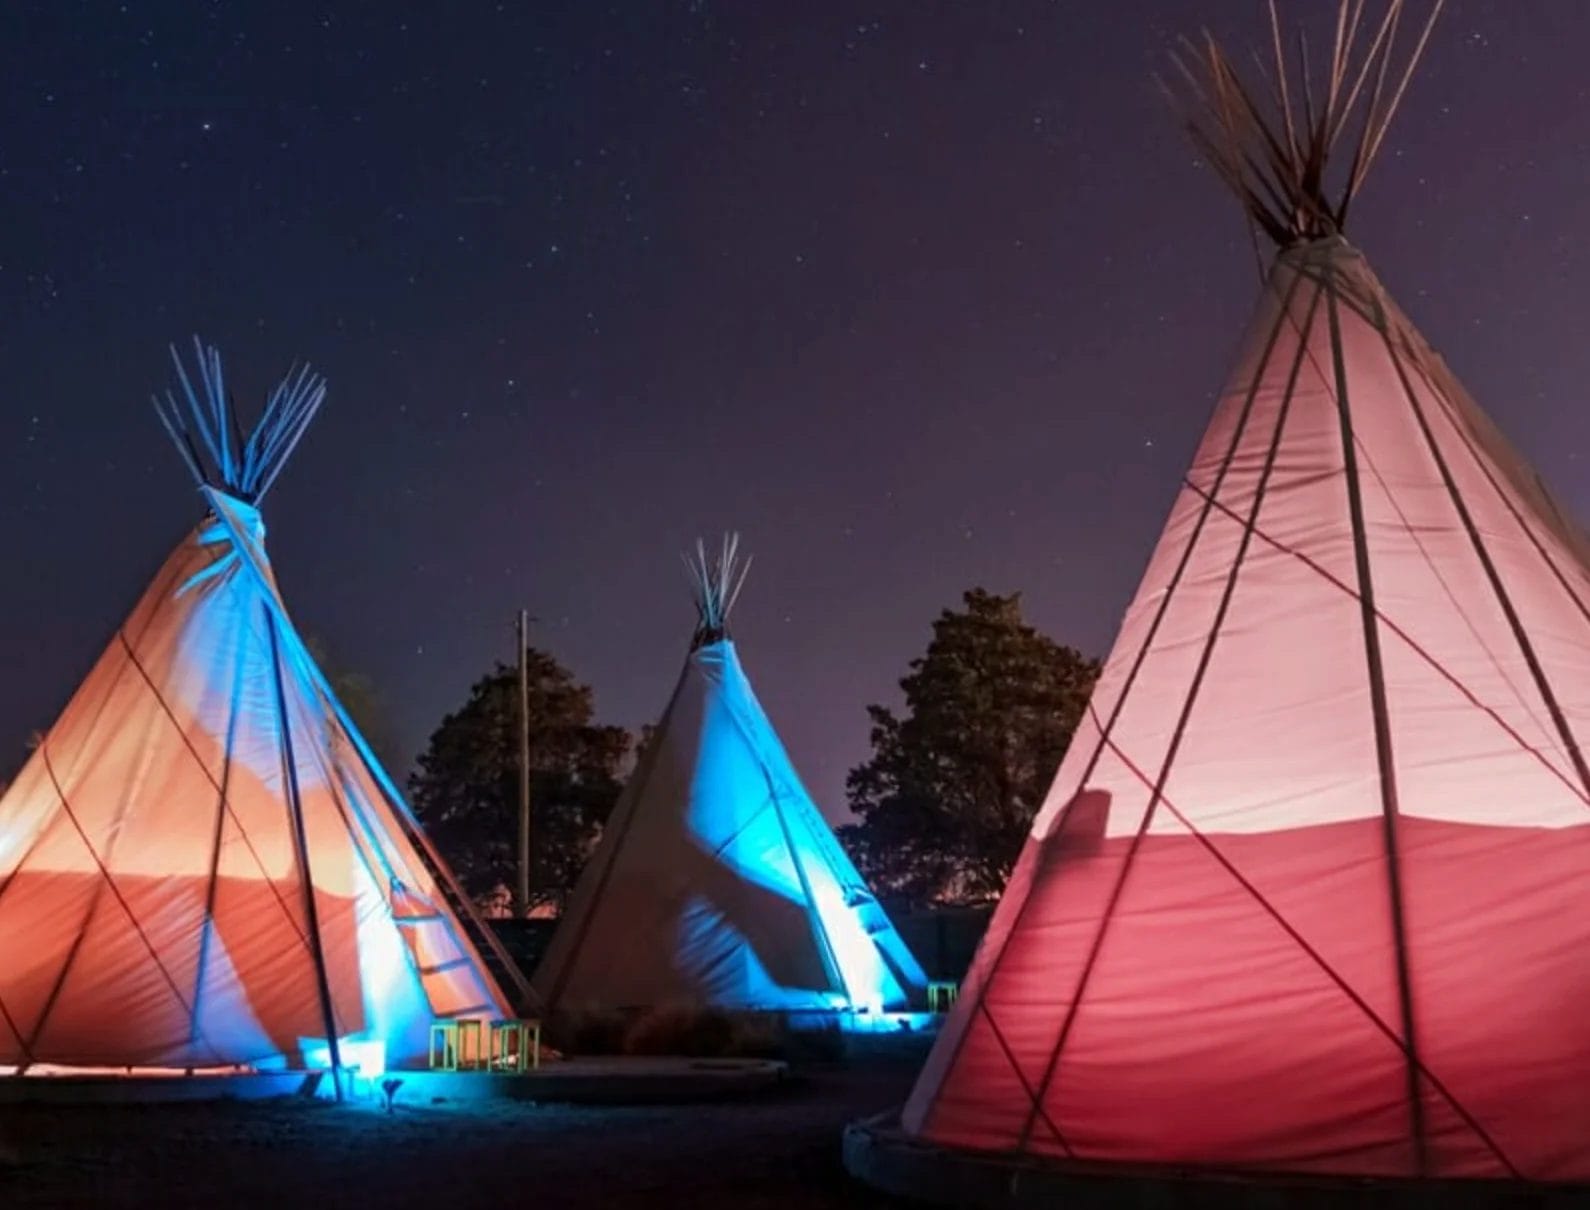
{"left": 0, "top": 341, "right": 528, "bottom": 1086}
{"left": 870, "top": 0, "right": 1590, "bottom": 1189}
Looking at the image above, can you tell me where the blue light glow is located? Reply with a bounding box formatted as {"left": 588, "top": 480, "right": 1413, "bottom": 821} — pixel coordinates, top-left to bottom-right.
{"left": 299, "top": 1036, "right": 388, "bottom": 1079}
{"left": 168, "top": 491, "right": 503, "bottom": 1072}
{"left": 661, "top": 640, "right": 926, "bottom": 1012}
{"left": 350, "top": 854, "right": 433, "bottom": 1065}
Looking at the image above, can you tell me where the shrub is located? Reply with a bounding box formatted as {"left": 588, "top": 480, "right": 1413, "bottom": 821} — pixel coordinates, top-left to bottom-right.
{"left": 621, "top": 1005, "right": 736, "bottom": 1056}
{"left": 545, "top": 1007, "right": 630, "bottom": 1056}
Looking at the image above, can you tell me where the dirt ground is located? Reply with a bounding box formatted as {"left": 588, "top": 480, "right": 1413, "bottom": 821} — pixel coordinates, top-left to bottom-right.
{"left": 0, "top": 1051, "right": 921, "bottom": 1209}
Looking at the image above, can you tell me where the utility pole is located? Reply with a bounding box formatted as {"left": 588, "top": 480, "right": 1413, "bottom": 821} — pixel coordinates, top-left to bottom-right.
{"left": 516, "top": 609, "right": 532, "bottom": 918}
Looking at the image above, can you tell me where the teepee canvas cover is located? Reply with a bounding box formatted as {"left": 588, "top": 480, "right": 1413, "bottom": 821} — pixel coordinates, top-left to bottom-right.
{"left": 534, "top": 538, "right": 926, "bottom": 1017}
{"left": 901, "top": 3, "right": 1590, "bottom": 1184}
{"left": 0, "top": 343, "right": 523, "bottom": 1081}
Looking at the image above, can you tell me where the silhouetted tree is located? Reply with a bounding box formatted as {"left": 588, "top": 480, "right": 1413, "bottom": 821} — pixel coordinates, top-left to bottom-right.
{"left": 304, "top": 635, "right": 407, "bottom": 777}
{"left": 409, "top": 648, "right": 631, "bottom": 914}
{"left": 840, "top": 589, "right": 1098, "bottom": 907}
{"left": 0, "top": 730, "right": 47, "bottom": 791}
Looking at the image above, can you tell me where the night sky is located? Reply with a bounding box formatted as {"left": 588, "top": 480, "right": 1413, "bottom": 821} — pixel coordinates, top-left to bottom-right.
{"left": 3, "top": 2, "right": 1587, "bottom": 817}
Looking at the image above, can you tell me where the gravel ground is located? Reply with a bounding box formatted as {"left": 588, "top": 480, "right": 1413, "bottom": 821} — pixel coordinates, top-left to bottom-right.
{"left": 0, "top": 1052, "right": 922, "bottom": 1210}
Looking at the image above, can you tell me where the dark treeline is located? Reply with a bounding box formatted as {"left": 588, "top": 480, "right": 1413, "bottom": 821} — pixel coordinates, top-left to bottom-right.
{"left": 399, "top": 587, "right": 1098, "bottom": 914}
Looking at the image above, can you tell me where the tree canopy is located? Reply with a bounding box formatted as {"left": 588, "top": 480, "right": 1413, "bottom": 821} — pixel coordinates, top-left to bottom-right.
{"left": 409, "top": 648, "right": 631, "bottom": 914}
{"left": 304, "top": 635, "right": 406, "bottom": 778}
{"left": 840, "top": 588, "right": 1098, "bottom": 907}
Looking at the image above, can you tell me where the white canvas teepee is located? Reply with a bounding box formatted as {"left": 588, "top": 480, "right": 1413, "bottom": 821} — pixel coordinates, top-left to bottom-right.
{"left": 533, "top": 537, "right": 926, "bottom": 1018}
{"left": 898, "top": 2, "right": 1590, "bottom": 1185}
{"left": 0, "top": 341, "right": 527, "bottom": 1085}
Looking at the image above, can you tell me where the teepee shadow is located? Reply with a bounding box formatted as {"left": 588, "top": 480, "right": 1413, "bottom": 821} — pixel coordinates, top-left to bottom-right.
{"left": 661, "top": 830, "right": 834, "bottom": 999}
{"left": 1037, "top": 788, "right": 1114, "bottom": 871}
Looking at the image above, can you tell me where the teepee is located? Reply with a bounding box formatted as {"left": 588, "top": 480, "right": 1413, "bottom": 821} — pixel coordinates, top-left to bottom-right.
{"left": 0, "top": 341, "right": 527, "bottom": 1087}
{"left": 533, "top": 536, "right": 926, "bottom": 1018}
{"left": 898, "top": 1, "right": 1590, "bottom": 1184}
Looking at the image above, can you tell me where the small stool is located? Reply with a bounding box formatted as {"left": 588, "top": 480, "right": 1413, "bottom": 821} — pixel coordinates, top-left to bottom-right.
{"left": 455, "top": 1018, "right": 485, "bottom": 1070}
{"left": 428, "top": 1020, "right": 459, "bottom": 1070}
{"left": 489, "top": 1019, "right": 543, "bottom": 1072}
{"left": 927, "top": 981, "right": 959, "bottom": 1013}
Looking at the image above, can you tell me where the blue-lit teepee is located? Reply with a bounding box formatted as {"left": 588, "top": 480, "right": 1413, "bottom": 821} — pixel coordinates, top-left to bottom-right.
{"left": 533, "top": 536, "right": 926, "bottom": 1018}
{"left": 0, "top": 340, "right": 527, "bottom": 1088}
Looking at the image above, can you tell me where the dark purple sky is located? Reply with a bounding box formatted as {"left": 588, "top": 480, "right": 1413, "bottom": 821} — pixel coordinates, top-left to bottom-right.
{"left": 2, "top": 2, "right": 1587, "bottom": 815}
